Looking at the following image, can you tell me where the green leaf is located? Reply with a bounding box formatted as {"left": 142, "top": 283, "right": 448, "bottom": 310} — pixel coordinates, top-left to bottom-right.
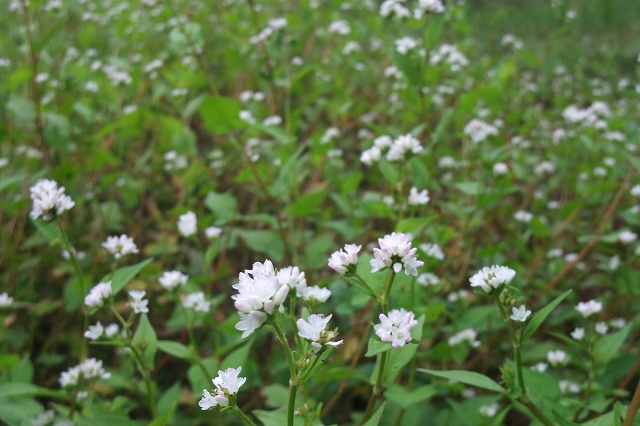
{"left": 552, "top": 411, "right": 579, "bottom": 425}
{"left": 594, "top": 324, "right": 632, "bottom": 366}
{"left": 344, "top": 276, "right": 379, "bottom": 300}
{"left": 286, "top": 190, "right": 328, "bottom": 217}
{"left": 157, "top": 341, "right": 192, "bottom": 360}
{"left": 362, "top": 401, "right": 386, "bottom": 426}
{"left": 378, "top": 160, "right": 399, "bottom": 186}
{"left": 365, "top": 338, "right": 392, "bottom": 357}
{"left": 523, "top": 289, "right": 572, "bottom": 341}
{"left": 418, "top": 369, "right": 507, "bottom": 394}
{"left": 530, "top": 217, "right": 551, "bottom": 238}
{"left": 385, "top": 384, "right": 437, "bottom": 409}
{"left": 239, "top": 230, "right": 284, "bottom": 262}
{"left": 0, "top": 174, "right": 27, "bottom": 193}
{"left": 204, "top": 191, "right": 238, "bottom": 224}
{"left": 156, "top": 382, "right": 180, "bottom": 417}
{"left": 106, "top": 258, "right": 153, "bottom": 295}
{"left": 31, "top": 219, "right": 62, "bottom": 243}
{"left": 132, "top": 314, "right": 158, "bottom": 368}
{"left": 628, "top": 156, "right": 640, "bottom": 173}
{"left": 147, "top": 402, "right": 176, "bottom": 426}
{"left": 0, "top": 354, "right": 20, "bottom": 369}
{"left": 0, "top": 382, "right": 60, "bottom": 398}
{"left": 455, "top": 182, "right": 482, "bottom": 196}
{"left": 199, "top": 96, "right": 245, "bottom": 135}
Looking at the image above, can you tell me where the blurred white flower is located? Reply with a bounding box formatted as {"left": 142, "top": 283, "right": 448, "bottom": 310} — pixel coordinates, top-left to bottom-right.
{"left": 84, "top": 322, "right": 104, "bottom": 340}
{"left": 0, "top": 292, "right": 14, "bottom": 308}
{"left": 570, "top": 327, "right": 584, "bottom": 341}
{"left": 205, "top": 226, "right": 223, "bottom": 239}
{"left": 128, "top": 290, "right": 149, "bottom": 314}
{"left": 84, "top": 281, "right": 112, "bottom": 308}
{"left": 547, "top": 350, "right": 567, "bottom": 366}
{"left": 183, "top": 292, "right": 211, "bottom": 313}
{"left": 575, "top": 300, "right": 602, "bottom": 318}
{"left": 177, "top": 211, "right": 197, "bottom": 237}
{"left": 29, "top": 179, "right": 75, "bottom": 221}
{"left": 469, "top": 265, "right": 516, "bottom": 293}
{"left": 448, "top": 328, "right": 480, "bottom": 347}
{"left": 408, "top": 187, "right": 430, "bottom": 205}
{"left": 102, "top": 234, "right": 139, "bottom": 259}
{"left": 159, "top": 270, "right": 188, "bottom": 291}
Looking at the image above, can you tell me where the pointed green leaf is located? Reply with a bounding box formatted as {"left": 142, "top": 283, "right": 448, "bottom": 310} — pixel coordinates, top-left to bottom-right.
{"left": 523, "top": 290, "right": 572, "bottom": 341}
{"left": 362, "top": 402, "right": 386, "bottom": 426}
{"left": 132, "top": 314, "right": 157, "bottom": 368}
{"left": 418, "top": 369, "right": 507, "bottom": 394}
{"left": 157, "top": 340, "right": 192, "bottom": 360}
{"left": 106, "top": 258, "right": 153, "bottom": 295}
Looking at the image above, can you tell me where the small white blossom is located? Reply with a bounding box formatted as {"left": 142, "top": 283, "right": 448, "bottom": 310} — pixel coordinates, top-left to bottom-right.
{"left": 570, "top": 327, "right": 584, "bottom": 341}
{"left": 448, "top": 328, "right": 481, "bottom": 347}
{"left": 0, "top": 292, "right": 14, "bottom": 308}
{"left": 104, "top": 323, "right": 120, "bottom": 338}
{"left": 159, "top": 270, "right": 188, "bottom": 291}
{"left": 595, "top": 321, "right": 608, "bottom": 335}
{"left": 510, "top": 305, "right": 532, "bottom": 322}
{"left": 59, "top": 358, "right": 110, "bottom": 387}
{"left": 328, "top": 244, "right": 361, "bottom": 275}
{"left": 374, "top": 308, "right": 418, "bottom": 348}
{"left": 416, "top": 272, "right": 440, "bottom": 286}
{"left": 199, "top": 367, "right": 246, "bottom": 410}
{"left": 618, "top": 230, "right": 637, "bottom": 244}
{"left": 547, "top": 350, "right": 567, "bottom": 366}
{"left": 479, "top": 403, "right": 499, "bottom": 418}
{"left": 575, "top": 300, "right": 602, "bottom": 318}
{"left": 128, "top": 290, "right": 149, "bottom": 314}
{"left": 420, "top": 243, "right": 444, "bottom": 260}
{"left": 531, "top": 362, "right": 548, "bottom": 373}
{"left": 84, "top": 281, "right": 112, "bottom": 308}
{"left": 205, "top": 226, "right": 223, "bottom": 239}
{"left": 370, "top": 232, "right": 424, "bottom": 276}
{"left": 300, "top": 286, "right": 331, "bottom": 303}
{"left": 177, "top": 211, "right": 197, "bottom": 237}
{"left": 408, "top": 187, "right": 430, "bottom": 205}
{"left": 493, "top": 162, "right": 508, "bottom": 175}
{"left": 183, "top": 292, "right": 211, "bottom": 313}
{"left": 84, "top": 322, "right": 104, "bottom": 340}
{"left": 559, "top": 380, "right": 580, "bottom": 394}
{"left": 297, "top": 314, "right": 343, "bottom": 352}
{"left": 464, "top": 119, "right": 498, "bottom": 143}
{"left": 102, "top": 234, "right": 139, "bottom": 259}
{"left": 514, "top": 210, "right": 533, "bottom": 223}
{"left": 29, "top": 179, "right": 75, "bottom": 221}
{"left": 469, "top": 265, "right": 516, "bottom": 293}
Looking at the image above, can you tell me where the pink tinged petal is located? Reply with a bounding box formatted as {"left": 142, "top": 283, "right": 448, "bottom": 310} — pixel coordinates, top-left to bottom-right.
{"left": 263, "top": 300, "right": 275, "bottom": 315}
{"left": 273, "top": 284, "right": 290, "bottom": 306}
{"left": 234, "top": 300, "right": 253, "bottom": 314}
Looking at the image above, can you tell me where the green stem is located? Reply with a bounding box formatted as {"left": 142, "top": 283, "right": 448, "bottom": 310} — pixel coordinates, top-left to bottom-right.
{"left": 380, "top": 270, "right": 397, "bottom": 315}
{"left": 351, "top": 273, "right": 381, "bottom": 303}
{"left": 497, "top": 299, "right": 524, "bottom": 395}
{"left": 272, "top": 316, "right": 297, "bottom": 426}
{"left": 129, "top": 343, "right": 158, "bottom": 418}
{"left": 232, "top": 405, "right": 258, "bottom": 426}
{"left": 622, "top": 374, "right": 640, "bottom": 426}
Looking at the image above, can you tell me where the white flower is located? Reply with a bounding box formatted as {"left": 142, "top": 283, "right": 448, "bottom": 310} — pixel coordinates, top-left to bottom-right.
{"left": 102, "top": 234, "right": 139, "bottom": 259}
{"left": 300, "top": 285, "right": 331, "bottom": 303}
{"left": 327, "top": 20, "right": 350, "bottom": 35}
{"left": 297, "top": 314, "right": 343, "bottom": 352}
{"left": 420, "top": 243, "right": 444, "bottom": 260}
{"left": 177, "top": 211, "right": 197, "bottom": 237}
{"left": 531, "top": 362, "right": 548, "bottom": 373}
{"left": 595, "top": 321, "right": 608, "bottom": 335}
{"left": 395, "top": 36, "right": 418, "bottom": 55}
{"left": 0, "top": 292, "right": 14, "bottom": 308}
{"left": 448, "top": 328, "right": 480, "bottom": 347}
{"left": 199, "top": 367, "right": 246, "bottom": 410}
{"left": 29, "top": 179, "right": 75, "bottom": 221}
{"left": 510, "top": 305, "right": 532, "bottom": 322}
{"left": 570, "top": 327, "right": 584, "bottom": 341}
{"left": 128, "top": 290, "right": 149, "bottom": 314}
{"left": 84, "top": 322, "right": 104, "bottom": 340}
{"left": 328, "top": 244, "right": 361, "bottom": 275}
{"left": 493, "top": 162, "right": 509, "bottom": 175}
{"left": 575, "top": 300, "right": 602, "bottom": 318}
{"left": 418, "top": 0, "right": 445, "bottom": 13}
{"left": 205, "top": 226, "right": 223, "bottom": 239}
{"left": 320, "top": 127, "right": 340, "bottom": 144}
{"left": 104, "top": 323, "right": 120, "bottom": 338}
{"left": 464, "top": 118, "right": 498, "bottom": 143}
{"left": 559, "top": 380, "right": 580, "bottom": 394}
{"left": 31, "top": 409, "right": 56, "bottom": 426}
{"left": 479, "top": 403, "right": 499, "bottom": 418}
{"left": 416, "top": 272, "right": 440, "bottom": 286}
{"left": 469, "top": 265, "right": 516, "bottom": 293}
{"left": 408, "top": 187, "right": 430, "bottom": 205}
{"left": 374, "top": 308, "right": 418, "bottom": 348}
{"left": 159, "top": 270, "right": 188, "bottom": 291}
{"left": 59, "top": 358, "right": 110, "bottom": 387}
{"left": 232, "top": 260, "right": 290, "bottom": 338}
{"left": 618, "top": 230, "right": 638, "bottom": 244}
{"left": 277, "top": 266, "right": 307, "bottom": 296}
{"left": 630, "top": 184, "right": 640, "bottom": 197}
{"left": 183, "top": 292, "right": 211, "bottom": 313}
{"left": 84, "top": 281, "right": 112, "bottom": 308}
{"left": 514, "top": 210, "right": 533, "bottom": 223}
{"left": 547, "top": 350, "right": 567, "bottom": 366}
{"left": 610, "top": 318, "right": 626, "bottom": 329}
{"left": 370, "top": 232, "right": 424, "bottom": 276}
{"left": 386, "top": 134, "right": 423, "bottom": 161}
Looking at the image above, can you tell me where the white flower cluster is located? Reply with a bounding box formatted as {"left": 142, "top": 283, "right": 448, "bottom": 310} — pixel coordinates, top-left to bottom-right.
{"left": 102, "top": 234, "right": 139, "bottom": 259}
{"left": 374, "top": 308, "right": 418, "bottom": 348}
{"left": 232, "top": 260, "right": 290, "bottom": 338}
{"left": 163, "top": 151, "right": 188, "bottom": 171}
{"left": 183, "top": 292, "right": 211, "bottom": 312}
{"left": 430, "top": 44, "right": 469, "bottom": 71}
{"left": 464, "top": 118, "right": 499, "bottom": 144}
{"left": 469, "top": 265, "right": 516, "bottom": 293}
{"left": 380, "top": 0, "right": 444, "bottom": 19}
{"left": 360, "top": 134, "right": 423, "bottom": 165}
{"left": 129, "top": 290, "right": 149, "bottom": 314}
{"left": 370, "top": 232, "right": 424, "bottom": 276}
{"left": 408, "top": 187, "right": 430, "bottom": 205}
{"left": 159, "top": 270, "right": 188, "bottom": 291}
{"left": 29, "top": 179, "right": 75, "bottom": 221}
{"left": 0, "top": 292, "right": 14, "bottom": 308}
{"left": 328, "top": 244, "right": 362, "bottom": 275}
{"left": 84, "top": 281, "right": 112, "bottom": 308}
{"left": 297, "top": 314, "right": 343, "bottom": 353}
{"left": 59, "top": 357, "right": 110, "bottom": 387}
{"left": 84, "top": 321, "right": 120, "bottom": 340}
{"left": 420, "top": 243, "right": 444, "bottom": 260}
{"left": 199, "top": 367, "right": 246, "bottom": 409}
{"left": 562, "top": 101, "right": 610, "bottom": 128}
{"left": 448, "top": 328, "right": 481, "bottom": 347}
{"left": 177, "top": 211, "right": 197, "bottom": 237}
{"left": 575, "top": 300, "right": 602, "bottom": 318}
{"left": 277, "top": 266, "right": 331, "bottom": 303}
{"left": 547, "top": 350, "right": 567, "bottom": 366}
{"left": 249, "top": 17, "right": 287, "bottom": 44}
